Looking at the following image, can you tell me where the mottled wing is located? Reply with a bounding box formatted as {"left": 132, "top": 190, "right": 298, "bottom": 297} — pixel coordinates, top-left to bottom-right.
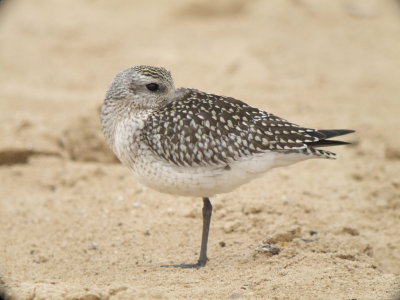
{"left": 143, "top": 89, "right": 324, "bottom": 167}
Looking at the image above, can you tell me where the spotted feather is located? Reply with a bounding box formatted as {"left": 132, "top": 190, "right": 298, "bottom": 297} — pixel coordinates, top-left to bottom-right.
{"left": 142, "top": 88, "right": 347, "bottom": 167}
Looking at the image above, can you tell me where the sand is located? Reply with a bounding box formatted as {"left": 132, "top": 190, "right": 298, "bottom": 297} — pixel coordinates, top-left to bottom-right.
{"left": 0, "top": 0, "right": 399, "bottom": 299}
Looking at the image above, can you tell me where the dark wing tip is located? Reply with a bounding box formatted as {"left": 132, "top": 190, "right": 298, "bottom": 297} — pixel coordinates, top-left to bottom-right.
{"left": 305, "top": 140, "right": 352, "bottom": 148}
{"left": 305, "top": 129, "right": 355, "bottom": 148}
{"left": 317, "top": 129, "right": 355, "bottom": 139}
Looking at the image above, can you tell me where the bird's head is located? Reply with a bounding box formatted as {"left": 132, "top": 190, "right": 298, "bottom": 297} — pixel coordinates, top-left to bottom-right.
{"left": 104, "top": 65, "right": 175, "bottom": 110}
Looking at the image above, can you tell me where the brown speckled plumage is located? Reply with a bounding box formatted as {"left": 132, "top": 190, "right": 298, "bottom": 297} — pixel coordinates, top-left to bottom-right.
{"left": 143, "top": 88, "right": 341, "bottom": 167}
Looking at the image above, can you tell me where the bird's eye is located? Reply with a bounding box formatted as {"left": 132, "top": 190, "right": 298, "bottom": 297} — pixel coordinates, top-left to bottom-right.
{"left": 146, "top": 83, "right": 159, "bottom": 92}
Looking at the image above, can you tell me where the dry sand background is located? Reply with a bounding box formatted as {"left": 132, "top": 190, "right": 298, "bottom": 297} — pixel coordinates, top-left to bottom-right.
{"left": 0, "top": 0, "right": 400, "bottom": 299}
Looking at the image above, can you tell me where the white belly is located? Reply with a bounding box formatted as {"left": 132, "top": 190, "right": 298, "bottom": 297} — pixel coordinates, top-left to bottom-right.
{"left": 129, "top": 148, "right": 309, "bottom": 197}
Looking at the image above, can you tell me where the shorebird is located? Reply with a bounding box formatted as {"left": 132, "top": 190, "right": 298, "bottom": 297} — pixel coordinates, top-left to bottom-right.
{"left": 100, "top": 65, "right": 354, "bottom": 268}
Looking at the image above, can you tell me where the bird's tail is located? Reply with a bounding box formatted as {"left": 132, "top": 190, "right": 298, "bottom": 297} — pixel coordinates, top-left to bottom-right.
{"left": 303, "top": 129, "right": 355, "bottom": 159}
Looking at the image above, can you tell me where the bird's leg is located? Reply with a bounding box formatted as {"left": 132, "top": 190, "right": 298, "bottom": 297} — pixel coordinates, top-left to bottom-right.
{"left": 197, "top": 197, "right": 212, "bottom": 266}
{"left": 161, "top": 197, "right": 212, "bottom": 269}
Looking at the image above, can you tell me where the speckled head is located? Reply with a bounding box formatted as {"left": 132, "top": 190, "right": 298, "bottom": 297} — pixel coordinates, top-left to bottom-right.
{"left": 132, "top": 65, "right": 174, "bottom": 86}
{"left": 104, "top": 65, "right": 175, "bottom": 110}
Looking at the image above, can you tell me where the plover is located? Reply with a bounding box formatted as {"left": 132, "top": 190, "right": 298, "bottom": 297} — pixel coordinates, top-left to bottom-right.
{"left": 100, "top": 65, "right": 354, "bottom": 268}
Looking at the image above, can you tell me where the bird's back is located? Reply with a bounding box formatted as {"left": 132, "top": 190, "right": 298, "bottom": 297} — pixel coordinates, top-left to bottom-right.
{"left": 142, "top": 88, "right": 342, "bottom": 169}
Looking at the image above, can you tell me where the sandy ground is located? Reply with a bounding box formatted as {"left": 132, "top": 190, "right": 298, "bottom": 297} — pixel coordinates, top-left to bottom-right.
{"left": 0, "top": 0, "right": 400, "bottom": 299}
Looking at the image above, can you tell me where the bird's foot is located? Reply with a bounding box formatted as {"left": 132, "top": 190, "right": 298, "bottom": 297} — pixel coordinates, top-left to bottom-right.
{"left": 161, "top": 259, "right": 208, "bottom": 269}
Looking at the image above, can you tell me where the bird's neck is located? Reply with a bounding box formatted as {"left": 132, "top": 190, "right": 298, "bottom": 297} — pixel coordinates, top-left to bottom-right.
{"left": 100, "top": 99, "right": 151, "bottom": 151}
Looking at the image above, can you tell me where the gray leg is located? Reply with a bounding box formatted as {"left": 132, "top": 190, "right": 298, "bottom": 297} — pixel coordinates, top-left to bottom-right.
{"left": 161, "top": 197, "right": 213, "bottom": 269}
{"left": 197, "top": 197, "right": 212, "bottom": 266}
